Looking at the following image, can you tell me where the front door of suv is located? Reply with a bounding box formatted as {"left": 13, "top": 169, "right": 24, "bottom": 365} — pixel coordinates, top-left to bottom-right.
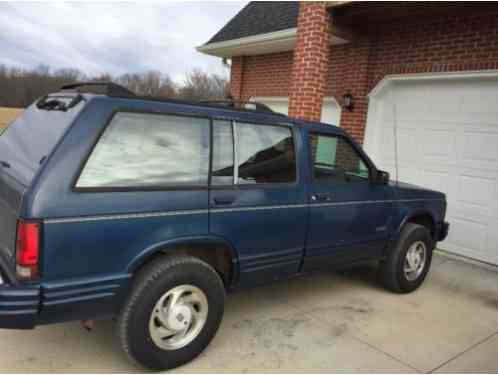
{"left": 209, "top": 119, "right": 308, "bottom": 287}
{"left": 303, "top": 131, "right": 396, "bottom": 271}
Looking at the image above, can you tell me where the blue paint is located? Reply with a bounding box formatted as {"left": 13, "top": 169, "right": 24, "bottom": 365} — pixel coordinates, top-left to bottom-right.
{"left": 0, "top": 93, "right": 448, "bottom": 329}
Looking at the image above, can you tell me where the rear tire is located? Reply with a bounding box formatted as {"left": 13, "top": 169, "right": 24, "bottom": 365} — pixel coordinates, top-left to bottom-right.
{"left": 380, "top": 223, "right": 433, "bottom": 293}
{"left": 117, "top": 254, "right": 225, "bottom": 370}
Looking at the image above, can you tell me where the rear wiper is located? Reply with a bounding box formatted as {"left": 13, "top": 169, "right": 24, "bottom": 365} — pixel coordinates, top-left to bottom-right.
{"left": 0, "top": 160, "right": 11, "bottom": 169}
{"left": 43, "top": 99, "right": 67, "bottom": 111}
{"left": 36, "top": 94, "right": 83, "bottom": 111}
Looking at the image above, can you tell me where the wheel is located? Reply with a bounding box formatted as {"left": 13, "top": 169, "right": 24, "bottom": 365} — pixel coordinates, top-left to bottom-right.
{"left": 117, "top": 255, "right": 225, "bottom": 370}
{"left": 380, "top": 223, "right": 433, "bottom": 293}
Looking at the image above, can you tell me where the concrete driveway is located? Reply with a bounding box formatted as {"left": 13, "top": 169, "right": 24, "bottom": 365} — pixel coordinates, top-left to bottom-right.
{"left": 1, "top": 252, "right": 497, "bottom": 373}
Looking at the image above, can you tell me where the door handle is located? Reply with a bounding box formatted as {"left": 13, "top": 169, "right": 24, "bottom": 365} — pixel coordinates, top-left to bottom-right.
{"left": 214, "top": 196, "right": 235, "bottom": 206}
{"left": 311, "top": 193, "right": 333, "bottom": 202}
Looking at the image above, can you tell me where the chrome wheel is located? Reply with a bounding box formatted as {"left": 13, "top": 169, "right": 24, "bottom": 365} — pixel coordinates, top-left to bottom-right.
{"left": 149, "top": 284, "right": 208, "bottom": 350}
{"left": 404, "top": 241, "right": 427, "bottom": 281}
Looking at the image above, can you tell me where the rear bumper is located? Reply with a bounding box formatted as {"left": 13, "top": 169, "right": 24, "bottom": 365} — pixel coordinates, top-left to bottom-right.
{"left": 0, "top": 278, "right": 40, "bottom": 329}
{"left": 438, "top": 222, "right": 450, "bottom": 242}
{"left": 0, "top": 271, "right": 131, "bottom": 329}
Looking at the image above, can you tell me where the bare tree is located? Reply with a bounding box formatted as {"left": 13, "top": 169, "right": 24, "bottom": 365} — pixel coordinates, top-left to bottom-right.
{"left": 0, "top": 64, "right": 228, "bottom": 108}
{"left": 178, "top": 69, "right": 229, "bottom": 101}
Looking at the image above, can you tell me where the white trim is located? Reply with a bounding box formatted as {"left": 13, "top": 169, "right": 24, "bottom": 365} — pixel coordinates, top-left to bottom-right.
{"left": 197, "top": 28, "right": 297, "bottom": 57}
{"left": 369, "top": 70, "right": 498, "bottom": 98}
{"left": 197, "top": 28, "right": 348, "bottom": 58}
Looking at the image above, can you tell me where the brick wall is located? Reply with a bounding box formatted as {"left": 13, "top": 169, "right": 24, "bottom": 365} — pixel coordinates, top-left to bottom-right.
{"left": 230, "top": 3, "right": 498, "bottom": 144}
{"left": 288, "top": 2, "right": 331, "bottom": 121}
{"left": 237, "top": 52, "right": 294, "bottom": 100}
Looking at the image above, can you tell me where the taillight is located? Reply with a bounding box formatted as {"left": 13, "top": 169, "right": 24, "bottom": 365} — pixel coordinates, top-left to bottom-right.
{"left": 16, "top": 220, "right": 41, "bottom": 280}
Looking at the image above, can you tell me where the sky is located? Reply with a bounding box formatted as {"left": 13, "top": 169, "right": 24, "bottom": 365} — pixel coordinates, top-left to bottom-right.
{"left": 0, "top": 1, "right": 246, "bottom": 84}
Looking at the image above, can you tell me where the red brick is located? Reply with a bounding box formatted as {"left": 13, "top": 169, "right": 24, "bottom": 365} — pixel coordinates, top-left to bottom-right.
{"left": 229, "top": 3, "right": 498, "bottom": 144}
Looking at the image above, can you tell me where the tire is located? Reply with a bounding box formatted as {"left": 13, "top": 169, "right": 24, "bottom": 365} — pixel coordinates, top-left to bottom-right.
{"left": 117, "top": 254, "right": 225, "bottom": 371}
{"left": 380, "top": 223, "right": 433, "bottom": 293}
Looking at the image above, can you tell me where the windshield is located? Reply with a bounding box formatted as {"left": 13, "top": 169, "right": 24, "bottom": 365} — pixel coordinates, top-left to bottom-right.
{"left": 0, "top": 98, "right": 85, "bottom": 185}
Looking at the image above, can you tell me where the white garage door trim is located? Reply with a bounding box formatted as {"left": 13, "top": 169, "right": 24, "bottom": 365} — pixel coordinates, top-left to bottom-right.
{"left": 364, "top": 70, "right": 498, "bottom": 265}
{"left": 250, "top": 96, "right": 342, "bottom": 126}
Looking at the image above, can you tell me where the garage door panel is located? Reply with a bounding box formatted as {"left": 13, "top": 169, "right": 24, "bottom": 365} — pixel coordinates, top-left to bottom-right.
{"left": 447, "top": 217, "right": 488, "bottom": 254}
{"left": 366, "top": 76, "right": 498, "bottom": 265}
{"left": 461, "top": 131, "right": 498, "bottom": 163}
{"left": 417, "top": 169, "right": 454, "bottom": 196}
{"left": 422, "top": 129, "right": 456, "bottom": 160}
{"left": 398, "top": 129, "right": 420, "bottom": 163}
{"left": 456, "top": 174, "right": 495, "bottom": 208}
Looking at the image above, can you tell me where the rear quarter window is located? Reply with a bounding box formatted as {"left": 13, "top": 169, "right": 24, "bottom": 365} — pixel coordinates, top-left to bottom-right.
{"left": 76, "top": 112, "right": 211, "bottom": 189}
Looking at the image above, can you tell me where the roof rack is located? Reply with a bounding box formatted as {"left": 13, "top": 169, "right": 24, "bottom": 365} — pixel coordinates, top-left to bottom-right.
{"left": 57, "top": 82, "right": 286, "bottom": 116}
{"left": 199, "top": 100, "right": 278, "bottom": 114}
{"left": 60, "top": 82, "right": 135, "bottom": 97}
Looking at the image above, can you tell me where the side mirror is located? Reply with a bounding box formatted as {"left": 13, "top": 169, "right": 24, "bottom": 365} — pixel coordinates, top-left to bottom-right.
{"left": 373, "top": 170, "right": 390, "bottom": 185}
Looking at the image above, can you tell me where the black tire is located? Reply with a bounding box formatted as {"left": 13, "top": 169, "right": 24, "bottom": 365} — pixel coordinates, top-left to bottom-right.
{"left": 380, "top": 223, "right": 433, "bottom": 293}
{"left": 117, "top": 254, "right": 225, "bottom": 371}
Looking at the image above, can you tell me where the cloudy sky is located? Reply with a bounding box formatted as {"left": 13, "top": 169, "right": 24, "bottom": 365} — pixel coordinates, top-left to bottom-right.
{"left": 0, "top": 1, "right": 246, "bottom": 84}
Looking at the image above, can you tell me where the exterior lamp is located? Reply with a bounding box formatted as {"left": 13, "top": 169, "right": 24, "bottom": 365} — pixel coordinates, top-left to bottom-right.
{"left": 343, "top": 93, "right": 354, "bottom": 112}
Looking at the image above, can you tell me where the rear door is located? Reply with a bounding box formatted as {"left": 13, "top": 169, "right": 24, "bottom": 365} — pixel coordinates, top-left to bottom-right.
{"left": 209, "top": 119, "right": 308, "bottom": 286}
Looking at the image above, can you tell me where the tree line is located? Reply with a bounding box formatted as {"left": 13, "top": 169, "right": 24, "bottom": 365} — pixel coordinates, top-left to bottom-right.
{"left": 0, "top": 64, "right": 229, "bottom": 108}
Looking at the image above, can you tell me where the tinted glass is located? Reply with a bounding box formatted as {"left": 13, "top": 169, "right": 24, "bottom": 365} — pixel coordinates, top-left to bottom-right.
{"left": 236, "top": 123, "right": 296, "bottom": 184}
{"left": 0, "top": 100, "right": 84, "bottom": 185}
{"left": 211, "top": 120, "right": 234, "bottom": 185}
{"left": 77, "top": 112, "right": 210, "bottom": 188}
{"left": 311, "top": 133, "right": 369, "bottom": 183}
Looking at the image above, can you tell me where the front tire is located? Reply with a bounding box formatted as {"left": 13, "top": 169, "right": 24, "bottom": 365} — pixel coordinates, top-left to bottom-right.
{"left": 117, "top": 255, "right": 225, "bottom": 370}
{"left": 380, "top": 223, "right": 433, "bottom": 293}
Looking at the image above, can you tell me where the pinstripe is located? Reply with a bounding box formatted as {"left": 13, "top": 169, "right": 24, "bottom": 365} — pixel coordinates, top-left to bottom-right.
{"left": 44, "top": 198, "right": 443, "bottom": 224}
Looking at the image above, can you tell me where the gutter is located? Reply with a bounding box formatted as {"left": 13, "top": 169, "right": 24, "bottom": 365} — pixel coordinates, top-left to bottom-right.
{"left": 197, "top": 28, "right": 297, "bottom": 57}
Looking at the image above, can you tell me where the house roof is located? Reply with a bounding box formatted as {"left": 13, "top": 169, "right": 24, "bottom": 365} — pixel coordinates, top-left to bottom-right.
{"left": 198, "top": 1, "right": 349, "bottom": 57}
{"left": 206, "top": 2, "right": 299, "bottom": 44}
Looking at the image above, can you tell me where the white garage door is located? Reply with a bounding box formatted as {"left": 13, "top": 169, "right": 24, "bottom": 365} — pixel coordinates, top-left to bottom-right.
{"left": 364, "top": 74, "right": 498, "bottom": 265}
{"left": 252, "top": 97, "right": 342, "bottom": 126}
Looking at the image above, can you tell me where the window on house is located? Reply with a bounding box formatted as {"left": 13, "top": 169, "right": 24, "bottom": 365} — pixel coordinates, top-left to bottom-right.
{"left": 310, "top": 133, "right": 369, "bottom": 183}
{"left": 211, "top": 120, "right": 234, "bottom": 185}
{"left": 235, "top": 122, "right": 296, "bottom": 184}
{"left": 76, "top": 112, "right": 210, "bottom": 188}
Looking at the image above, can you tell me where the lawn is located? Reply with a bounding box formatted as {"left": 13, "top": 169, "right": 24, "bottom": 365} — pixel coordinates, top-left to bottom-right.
{"left": 0, "top": 107, "right": 22, "bottom": 132}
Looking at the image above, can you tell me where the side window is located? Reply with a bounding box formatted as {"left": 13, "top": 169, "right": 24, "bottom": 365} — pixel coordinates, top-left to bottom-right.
{"left": 310, "top": 133, "right": 369, "bottom": 183}
{"left": 211, "top": 120, "right": 234, "bottom": 185}
{"left": 235, "top": 122, "right": 296, "bottom": 184}
{"left": 76, "top": 112, "right": 210, "bottom": 188}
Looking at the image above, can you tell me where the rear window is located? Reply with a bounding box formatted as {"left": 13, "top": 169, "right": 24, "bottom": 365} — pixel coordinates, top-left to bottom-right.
{"left": 0, "top": 98, "right": 85, "bottom": 185}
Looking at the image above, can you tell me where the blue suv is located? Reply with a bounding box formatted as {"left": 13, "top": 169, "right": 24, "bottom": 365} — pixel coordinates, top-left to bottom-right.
{"left": 0, "top": 83, "right": 449, "bottom": 370}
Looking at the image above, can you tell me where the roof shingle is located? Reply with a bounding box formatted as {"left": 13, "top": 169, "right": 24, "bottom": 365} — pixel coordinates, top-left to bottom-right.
{"left": 206, "top": 1, "right": 299, "bottom": 44}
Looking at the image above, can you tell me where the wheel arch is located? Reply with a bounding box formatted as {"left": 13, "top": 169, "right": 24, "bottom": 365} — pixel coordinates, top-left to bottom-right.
{"left": 126, "top": 235, "right": 239, "bottom": 287}
{"left": 395, "top": 209, "right": 437, "bottom": 241}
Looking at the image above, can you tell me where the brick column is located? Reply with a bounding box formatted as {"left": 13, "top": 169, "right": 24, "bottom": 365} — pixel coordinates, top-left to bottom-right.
{"left": 288, "top": 2, "right": 331, "bottom": 121}
{"left": 230, "top": 56, "right": 244, "bottom": 99}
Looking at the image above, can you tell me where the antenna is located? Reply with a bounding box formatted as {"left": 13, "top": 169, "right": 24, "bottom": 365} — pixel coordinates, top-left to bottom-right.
{"left": 392, "top": 98, "right": 399, "bottom": 187}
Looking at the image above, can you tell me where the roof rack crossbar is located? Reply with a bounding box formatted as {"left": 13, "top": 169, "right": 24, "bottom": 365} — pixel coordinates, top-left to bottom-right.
{"left": 60, "top": 82, "right": 135, "bottom": 97}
